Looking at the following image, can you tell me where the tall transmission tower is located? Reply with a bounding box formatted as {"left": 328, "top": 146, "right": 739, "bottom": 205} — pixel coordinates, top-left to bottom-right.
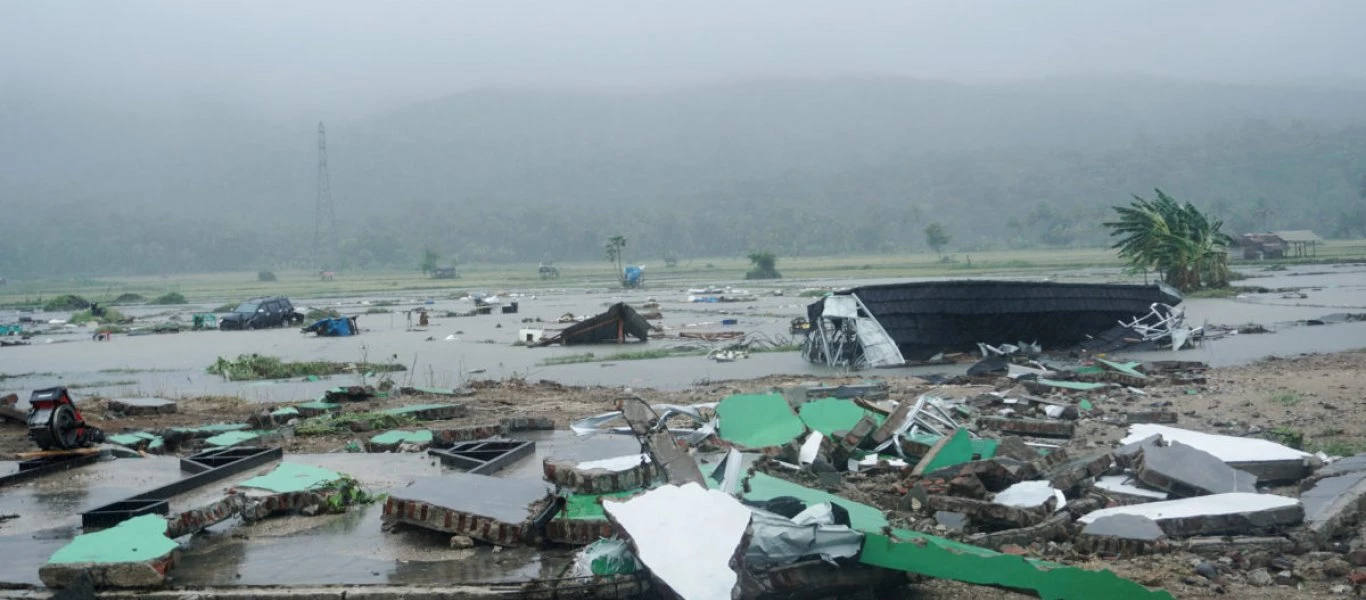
{"left": 312, "top": 122, "right": 337, "bottom": 270}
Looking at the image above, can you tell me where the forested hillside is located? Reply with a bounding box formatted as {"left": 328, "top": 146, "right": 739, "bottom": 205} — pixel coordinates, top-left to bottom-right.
{"left": 3, "top": 76, "right": 1365, "bottom": 276}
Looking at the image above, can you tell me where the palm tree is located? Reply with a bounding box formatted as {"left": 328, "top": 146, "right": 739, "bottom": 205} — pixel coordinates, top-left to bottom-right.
{"left": 1105, "top": 189, "right": 1230, "bottom": 292}
{"left": 604, "top": 235, "right": 627, "bottom": 285}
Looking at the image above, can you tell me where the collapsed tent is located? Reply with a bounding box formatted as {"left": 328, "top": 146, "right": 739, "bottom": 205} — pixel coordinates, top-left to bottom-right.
{"left": 802, "top": 280, "right": 1184, "bottom": 367}
{"left": 302, "top": 316, "right": 359, "bottom": 337}
{"left": 535, "top": 302, "right": 651, "bottom": 346}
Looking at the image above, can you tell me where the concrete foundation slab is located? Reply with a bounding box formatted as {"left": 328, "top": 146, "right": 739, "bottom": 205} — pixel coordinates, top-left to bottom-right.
{"left": 1123, "top": 425, "right": 1311, "bottom": 482}
{"left": 1078, "top": 493, "right": 1304, "bottom": 537}
{"left": 382, "top": 474, "right": 552, "bottom": 546}
{"left": 979, "top": 416, "right": 1075, "bottom": 439}
{"left": 1300, "top": 470, "right": 1366, "bottom": 545}
{"left": 40, "top": 514, "right": 178, "bottom": 589}
{"left": 543, "top": 454, "right": 655, "bottom": 494}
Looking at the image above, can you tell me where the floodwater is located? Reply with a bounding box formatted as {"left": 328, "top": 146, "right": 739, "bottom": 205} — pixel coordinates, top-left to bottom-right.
{"left": 3, "top": 266, "right": 1366, "bottom": 401}
{"left": 0, "top": 432, "right": 641, "bottom": 587}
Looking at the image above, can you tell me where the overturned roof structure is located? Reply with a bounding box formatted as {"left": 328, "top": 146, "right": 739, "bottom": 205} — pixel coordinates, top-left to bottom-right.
{"left": 802, "top": 280, "right": 1183, "bottom": 367}
{"left": 536, "top": 302, "right": 651, "bottom": 346}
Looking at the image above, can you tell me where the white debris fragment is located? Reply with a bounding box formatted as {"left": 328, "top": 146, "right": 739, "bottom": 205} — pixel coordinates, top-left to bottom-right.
{"left": 576, "top": 454, "right": 652, "bottom": 472}
{"left": 604, "top": 483, "right": 752, "bottom": 600}
{"left": 1077, "top": 493, "right": 1300, "bottom": 525}
{"left": 1122, "top": 425, "right": 1311, "bottom": 462}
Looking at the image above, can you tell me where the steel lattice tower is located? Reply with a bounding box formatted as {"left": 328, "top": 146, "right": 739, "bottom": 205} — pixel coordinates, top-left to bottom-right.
{"left": 312, "top": 122, "right": 337, "bottom": 270}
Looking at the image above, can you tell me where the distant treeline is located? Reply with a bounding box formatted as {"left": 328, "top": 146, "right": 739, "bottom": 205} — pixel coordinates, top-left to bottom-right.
{"left": 3, "top": 76, "right": 1366, "bottom": 277}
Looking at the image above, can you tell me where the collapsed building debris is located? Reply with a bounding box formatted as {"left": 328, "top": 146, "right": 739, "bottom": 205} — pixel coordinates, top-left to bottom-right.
{"left": 801, "top": 280, "right": 1185, "bottom": 367}
{"left": 534, "top": 302, "right": 652, "bottom": 346}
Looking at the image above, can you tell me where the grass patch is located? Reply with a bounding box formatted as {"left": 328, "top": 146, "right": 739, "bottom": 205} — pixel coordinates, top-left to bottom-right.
{"left": 1266, "top": 427, "right": 1305, "bottom": 450}
{"left": 1310, "top": 439, "right": 1366, "bottom": 457}
{"left": 1185, "top": 287, "right": 1243, "bottom": 299}
{"left": 213, "top": 303, "right": 238, "bottom": 313}
{"left": 44, "top": 294, "right": 91, "bottom": 311}
{"left": 113, "top": 293, "right": 146, "bottom": 304}
{"left": 151, "top": 292, "right": 188, "bottom": 305}
{"left": 67, "top": 379, "right": 138, "bottom": 389}
{"left": 364, "top": 307, "right": 391, "bottom": 314}
{"left": 304, "top": 308, "right": 342, "bottom": 321}
{"left": 1271, "top": 392, "right": 1302, "bottom": 407}
{"left": 207, "top": 354, "right": 406, "bottom": 381}
{"left": 69, "top": 307, "right": 127, "bottom": 325}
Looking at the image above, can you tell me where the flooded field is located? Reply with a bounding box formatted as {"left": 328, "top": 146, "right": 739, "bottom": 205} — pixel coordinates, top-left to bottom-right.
{"left": 3, "top": 264, "right": 1366, "bottom": 402}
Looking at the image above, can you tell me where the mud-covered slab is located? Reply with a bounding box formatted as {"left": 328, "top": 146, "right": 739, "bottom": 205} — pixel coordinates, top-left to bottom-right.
{"left": 1078, "top": 493, "right": 1303, "bottom": 537}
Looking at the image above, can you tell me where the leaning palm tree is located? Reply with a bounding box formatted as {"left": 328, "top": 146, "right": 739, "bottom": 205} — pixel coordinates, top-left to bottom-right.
{"left": 1105, "top": 189, "right": 1230, "bottom": 292}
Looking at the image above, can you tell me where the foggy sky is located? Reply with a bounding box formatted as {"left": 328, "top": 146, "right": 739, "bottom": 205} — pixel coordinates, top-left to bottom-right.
{"left": 4, "top": 1, "right": 1366, "bottom": 118}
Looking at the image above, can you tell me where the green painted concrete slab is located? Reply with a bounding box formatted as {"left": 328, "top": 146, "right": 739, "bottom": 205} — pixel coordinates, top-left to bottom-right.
{"left": 907, "top": 433, "right": 999, "bottom": 460}
{"left": 169, "top": 423, "right": 251, "bottom": 436}
{"left": 204, "top": 430, "right": 262, "bottom": 447}
{"left": 715, "top": 393, "right": 806, "bottom": 449}
{"left": 47, "top": 515, "right": 176, "bottom": 565}
{"left": 237, "top": 462, "right": 344, "bottom": 494}
{"left": 369, "top": 429, "right": 434, "bottom": 446}
{"left": 920, "top": 428, "right": 976, "bottom": 474}
{"left": 1097, "top": 359, "right": 1148, "bottom": 379}
{"left": 563, "top": 490, "right": 642, "bottom": 521}
{"left": 798, "top": 398, "right": 883, "bottom": 436}
{"left": 107, "top": 432, "right": 158, "bottom": 445}
{"left": 270, "top": 407, "right": 301, "bottom": 417}
{"left": 1036, "top": 378, "right": 1108, "bottom": 391}
{"left": 861, "top": 530, "right": 1172, "bottom": 600}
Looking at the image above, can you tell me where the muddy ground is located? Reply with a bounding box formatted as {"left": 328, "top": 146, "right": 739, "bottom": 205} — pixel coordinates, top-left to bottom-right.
{"left": 6, "top": 351, "right": 1366, "bottom": 598}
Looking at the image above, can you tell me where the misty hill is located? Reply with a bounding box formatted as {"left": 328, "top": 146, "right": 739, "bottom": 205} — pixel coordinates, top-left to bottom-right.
{"left": 3, "top": 76, "right": 1366, "bottom": 276}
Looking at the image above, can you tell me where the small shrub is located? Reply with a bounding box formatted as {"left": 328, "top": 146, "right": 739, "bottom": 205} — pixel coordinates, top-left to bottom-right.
{"left": 113, "top": 293, "right": 146, "bottom": 304}
{"left": 1271, "top": 392, "right": 1301, "bottom": 407}
{"left": 151, "top": 292, "right": 188, "bottom": 305}
{"left": 305, "top": 308, "right": 342, "bottom": 321}
{"left": 258, "top": 271, "right": 277, "bottom": 282}
{"left": 70, "top": 306, "right": 127, "bottom": 325}
{"left": 213, "top": 303, "right": 238, "bottom": 313}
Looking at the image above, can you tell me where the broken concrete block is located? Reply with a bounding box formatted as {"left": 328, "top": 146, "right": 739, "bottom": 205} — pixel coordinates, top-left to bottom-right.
{"left": 383, "top": 474, "right": 552, "bottom": 546}
{"left": 249, "top": 406, "right": 300, "bottom": 429}
{"left": 1042, "top": 452, "right": 1114, "bottom": 493}
{"left": 1123, "top": 424, "right": 1312, "bottom": 483}
{"left": 925, "top": 495, "right": 1044, "bottom": 530}
{"left": 1123, "top": 410, "right": 1178, "bottom": 424}
{"left": 203, "top": 429, "right": 280, "bottom": 448}
{"left": 799, "top": 397, "right": 879, "bottom": 439}
{"left": 925, "top": 457, "right": 1036, "bottom": 492}
{"left": 232, "top": 462, "right": 351, "bottom": 519}
{"left": 1078, "top": 493, "right": 1304, "bottom": 537}
{"left": 1183, "top": 536, "right": 1295, "bottom": 555}
{"left": 869, "top": 400, "right": 912, "bottom": 445}
{"left": 294, "top": 400, "right": 342, "bottom": 418}
{"left": 967, "top": 512, "right": 1072, "bottom": 551}
{"left": 544, "top": 491, "right": 634, "bottom": 546}
{"left": 40, "top": 514, "right": 177, "bottom": 589}
{"left": 716, "top": 392, "right": 806, "bottom": 450}
{"left": 838, "top": 414, "right": 879, "bottom": 452}
{"left": 499, "top": 416, "right": 556, "bottom": 431}
{"left": 105, "top": 432, "right": 165, "bottom": 453}
{"left": 603, "top": 483, "right": 752, "bottom": 600}
{"left": 1094, "top": 475, "right": 1170, "bottom": 505}
{"left": 1134, "top": 441, "right": 1258, "bottom": 497}
{"left": 368, "top": 429, "right": 434, "bottom": 452}
{"left": 430, "top": 423, "right": 506, "bottom": 444}
{"left": 165, "top": 494, "right": 248, "bottom": 538}
{"left": 978, "top": 416, "right": 1075, "bottom": 439}
{"left": 379, "top": 403, "right": 467, "bottom": 421}
{"left": 1302, "top": 454, "right": 1366, "bottom": 489}
{"left": 1076, "top": 514, "right": 1166, "bottom": 555}
{"left": 995, "top": 436, "right": 1038, "bottom": 462}
{"left": 935, "top": 510, "right": 968, "bottom": 532}
{"left": 107, "top": 397, "right": 176, "bottom": 416}
{"left": 1300, "top": 470, "right": 1366, "bottom": 545}
{"left": 542, "top": 453, "right": 656, "bottom": 494}
{"left": 1113, "top": 434, "right": 1162, "bottom": 469}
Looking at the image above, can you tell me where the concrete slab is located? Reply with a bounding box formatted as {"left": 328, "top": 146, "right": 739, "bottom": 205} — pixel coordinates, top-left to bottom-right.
{"left": 1303, "top": 454, "right": 1366, "bottom": 488}
{"left": 378, "top": 403, "right": 467, "bottom": 421}
{"left": 1123, "top": 424, "right": 1311, "bottom": 482}
{"left": 1078, "top": 493, "right": 1304, "bottom": 537}
{"left": 1300, "top": 470, "right": 1366, "bottom": 544}
{"left": 716, "top": 392, "right": 805, "bottom": 450}
{"left": 1094, "top": 475, "right": 1170, "bottom": 503}
{"left": 798, "top": 398, "right": 881, "bottom": 440}
{"left": 236, "top": 463, "right": 345, "bottom": 494}
{"left": 108, "top": 398, "right": 177, "bottom": 415}
{"left": 382, "top": 474, "right": 552, "bottom": 546}
{"left": 368, "top": 430, "right": 433, "bottom": 452}
{"left": 40, "top": 514, "right": 177, "bottom": 588}
{"left": 993, "top": 480, "right": 1063, "bottom": 511}
{"left": 912, "top": 428, "right": 975, "bottom": 477}
{"left": 978, "top": 416, "right": 1075, "bottom": 439}
{"left": 1135, "top": 441, "right": 1259, "bottom": 497}
{"left": 1082, "top": 514, "right": 1165, "bottom": 541}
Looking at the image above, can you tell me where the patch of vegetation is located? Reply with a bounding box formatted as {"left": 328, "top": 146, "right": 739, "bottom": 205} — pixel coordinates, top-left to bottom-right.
{"left": 113, "top": 293, "right": 146, "bottom": 304}
{"left": 304, "top": 308, "right": 342, "bottom": 321}
{"left": 1185, "top": 287, "right": 1243, "bottom": 299}
{"left": 207, "top": 354, "right": 406, "bottom": 381}
{"left": 1271, "top": 392, "right": 1302, "bottom": 407}
{"left": 257, "top": 271, "right": 277, "bottom": 282}
{"left": 1105, "top": 189, "right": 1231, "bottom": 292}
{"left": 44, "top": 294, "right": 91, "bottom": 311}
{"left": 151, "top": 292, "right": 188, "bottom": 305}
{"left": 1266, "top": 426, "right": 1305, "bottom": 450}
{"left": 745, "top": 251, "right": 782, "bottom": 280}
{"left": 1311, "top": 439, "right": 1366, "bottom": 457}
{"left": 364, "top": 307, "right": 391, "bottom": 314}
{"left": 798, "top": 289, "right": 831, "bottom": 297}
{"left": 69, "top": 306, "right": 127, "bottom": 325}
{"left": 213, "top": 303, "right": 238, "bottom": 313}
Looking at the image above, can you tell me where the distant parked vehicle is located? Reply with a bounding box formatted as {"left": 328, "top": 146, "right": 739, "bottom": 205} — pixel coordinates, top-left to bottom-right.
{"left": 218, "top": 296, "right": 304, "bottom": 330}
